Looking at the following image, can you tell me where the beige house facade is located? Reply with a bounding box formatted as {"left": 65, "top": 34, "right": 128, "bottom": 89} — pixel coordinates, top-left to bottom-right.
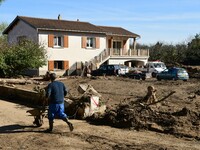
{"left": 3, "top": 16, "right": 149, "bottom": 76}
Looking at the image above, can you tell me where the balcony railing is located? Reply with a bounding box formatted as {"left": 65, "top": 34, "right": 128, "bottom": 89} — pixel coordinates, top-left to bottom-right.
{"left": 91, "top": 48, "right": 149, "bottom": 66}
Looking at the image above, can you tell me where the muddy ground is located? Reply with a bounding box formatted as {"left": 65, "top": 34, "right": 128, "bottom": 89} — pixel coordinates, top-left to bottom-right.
{"left": 0, "top": 76, "right": 200, "bottom": 150}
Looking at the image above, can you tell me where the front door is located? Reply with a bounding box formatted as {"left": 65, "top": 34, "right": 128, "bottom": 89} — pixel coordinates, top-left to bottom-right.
{"left": 113, "top": 41, "right": 121, "bottom": 55}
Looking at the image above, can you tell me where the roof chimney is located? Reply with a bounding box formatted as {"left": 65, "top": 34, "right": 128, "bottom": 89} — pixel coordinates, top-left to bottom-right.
{"left": 58, "top": 14, "right": 61, "bottom": 20}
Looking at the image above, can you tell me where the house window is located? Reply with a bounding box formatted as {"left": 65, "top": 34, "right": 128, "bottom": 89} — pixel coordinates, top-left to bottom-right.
{"left": 54, "top": 61, "right": 64, "bottom": 70}
{"left": 113, "top": 41, "right": 122, "bottom": 49}
{"left": 113, "top": 41, "right": 121, "bottom": 55}
{"left": 17, "top": 36, "right": 27, "bottom": 45}
{"left": 54, "top": 36, "right": 63, "bottom": 47}
{"left": 48, "top": 60, "right": 69, "bottom": 71}
{"left": 87, "top": 37, "right": 96, "bottom": 48}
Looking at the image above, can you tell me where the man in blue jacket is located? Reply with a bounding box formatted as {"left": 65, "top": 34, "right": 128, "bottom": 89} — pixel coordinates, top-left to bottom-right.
{"left": 45, "top": 73, "right": 73, "bottom": 133}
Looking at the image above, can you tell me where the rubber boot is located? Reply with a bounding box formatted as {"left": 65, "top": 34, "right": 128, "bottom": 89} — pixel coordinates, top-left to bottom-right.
{"left": 62, "top": 118, "right": 74, "bottom": 132}
{"left": 45, "top": 120, "right": 53, "bottom": 133}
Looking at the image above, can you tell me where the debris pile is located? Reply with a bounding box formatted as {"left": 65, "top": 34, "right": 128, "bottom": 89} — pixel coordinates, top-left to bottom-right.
{"left": 184, "top": 66, "right": 200, "bottom": 78}
{"left": 65, "top": 83, "right": 106, "bottom": 119}
{"left": 87, "top": 97, "right": 175, "bottom": 130}
{"left": 87, "top": 87, "right": 200, "bottom": 139}
{"left": 88, "top": 100, "right": 200, "bottom": 139}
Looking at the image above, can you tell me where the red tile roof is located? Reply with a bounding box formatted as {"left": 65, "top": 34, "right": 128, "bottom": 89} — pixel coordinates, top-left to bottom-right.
{"left": 3, "top": 16, "right": 140, "bottom": 38}
{"left": 98, "top": 26, "right": 140, "bottom": 38}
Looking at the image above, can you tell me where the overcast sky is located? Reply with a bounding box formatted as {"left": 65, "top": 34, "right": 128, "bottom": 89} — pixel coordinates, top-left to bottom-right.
{"left": 1, "top": 0, "right": 200, "bottom": 45}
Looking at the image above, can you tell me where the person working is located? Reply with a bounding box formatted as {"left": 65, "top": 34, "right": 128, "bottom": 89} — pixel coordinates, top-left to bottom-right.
{"left": 45, "top": 73, "right": 73, "bottom": 133}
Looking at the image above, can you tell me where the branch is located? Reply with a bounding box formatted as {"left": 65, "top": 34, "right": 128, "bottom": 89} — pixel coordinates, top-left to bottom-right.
{"left": 146, "top": 91, "right": 176, "bottom": 107}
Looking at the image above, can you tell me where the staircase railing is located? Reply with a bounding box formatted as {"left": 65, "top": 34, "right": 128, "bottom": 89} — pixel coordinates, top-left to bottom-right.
{"left": 89, "top": 48, "right": 149, "bottom": 68}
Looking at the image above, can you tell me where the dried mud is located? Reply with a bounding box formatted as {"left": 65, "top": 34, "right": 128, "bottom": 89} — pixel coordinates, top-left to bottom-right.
{"left": 0, "top": 76, "right": 200, "bottom": 149}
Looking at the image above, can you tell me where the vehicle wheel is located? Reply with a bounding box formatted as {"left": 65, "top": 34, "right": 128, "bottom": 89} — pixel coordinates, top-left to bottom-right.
{"left": 115, "top": 69, "right": 119, "bottom": 76}
{"left": 157, "top": 76, "right": 161, "bottom": 81}
{"left": 142, "top": 77, "right": 146, "bottom": 80}
{"left": 172, "top": 77, "right": 177, "bottom": 81}
{"left": 136, "top": 75, "right": 140, "bottom": 80}
{"left": 152, "top": 72, "right": 157, "bottom": 78}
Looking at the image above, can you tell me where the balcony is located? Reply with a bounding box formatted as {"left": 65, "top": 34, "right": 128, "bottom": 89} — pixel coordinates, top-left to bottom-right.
{"left": 92, "top": 48, "right": 149, "bottom": 65}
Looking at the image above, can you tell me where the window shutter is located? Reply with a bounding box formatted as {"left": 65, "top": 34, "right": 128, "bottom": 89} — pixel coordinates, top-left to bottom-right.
{"left": 64, "top": 35, "right": 69, "bottom": 48}
{"left": 48, "top": 61, "right": 54, "bottom": 71}
{"left": 82, "top": 37, "right": 87, "bottom": 48}
{"left": 123, "top": 40, "right": 127, "bottom": 49}
{"left": 95, "top": 37, "right": 100, "bottom": 49}
{"left": 108, "top": 39, "right": 112, "bottom": 48}
{"left": 48, "top": 35, "right": 54, "bottom": 47}
{"left": 63, "top": 61, "right": 69, "bottom": 70}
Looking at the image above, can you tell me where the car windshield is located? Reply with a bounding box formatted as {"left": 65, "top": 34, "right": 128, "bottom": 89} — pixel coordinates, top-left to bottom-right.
{"left": 153, "top": 63, "right": 166, "bottom": 68}
{"left": 99, "top": 65, "right": 106, "bottom": 70}
{"left": 162, "top": 69, "right": 168, "bottom": 72}
{"left": 114, "top": 65, "right": 120, "bottom": 69}
{"left": 178, "top": 68, "right": 187, "bottom": 73}
{"left": 114, "top": 65, "right": 127, "bottom": 69}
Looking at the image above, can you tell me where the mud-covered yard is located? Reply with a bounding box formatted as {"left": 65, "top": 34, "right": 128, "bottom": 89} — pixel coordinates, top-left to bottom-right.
{"left": 0, "top": 76, "right": 200, "bottom": 150}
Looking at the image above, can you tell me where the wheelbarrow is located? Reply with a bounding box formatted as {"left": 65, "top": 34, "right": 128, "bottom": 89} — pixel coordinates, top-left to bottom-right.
{"left": 26, "top": 106, "right": 48, "bottom": 127}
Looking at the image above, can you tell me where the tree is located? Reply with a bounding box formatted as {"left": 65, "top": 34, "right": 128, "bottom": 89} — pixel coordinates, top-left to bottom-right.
{"left": 0, "top": 22, "right": 8, "bottom": 76}
{"left": 137, "top": 43, "right": 149, "bottom": 49}
{"left": 0, "top": 22, "right": 7, "bottom": 34}
{"left": 160, "top": 44, "right": 176, "bottom": 64}
{"left": 184, "top": 34, "right": 200, "bottom": 65}
{"left": 0, "top": 22, "right": 8, "bottom": 47}
{"left": 0, "top": 0, "right": 5, "bottom": 5}
{"left": 0, "top": 40, "right": 47, "bottom": 77}
{"left": 149, "top": 42, "right": 163, "bottom": 61}
{"left": 0, "top": 22, "right": 47, "bottom": 77}
{"left": 175, "top": 43, "right": 187, "bottom": 64}
{"left": 148, "top": 42, "right": 188, "bottom": 66}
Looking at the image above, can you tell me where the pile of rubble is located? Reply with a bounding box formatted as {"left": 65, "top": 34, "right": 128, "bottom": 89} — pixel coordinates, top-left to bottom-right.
{"left": 36, "top": 83, "right": 198, "bottom": 139}
{"left": 86, "top": 87, "right": 200, "bottom": 139}
{"left": 184, "top": 66, "right": 200, "bottom": 78}
{"left": 64, "top": 83, "right": 106, "bottom": 119}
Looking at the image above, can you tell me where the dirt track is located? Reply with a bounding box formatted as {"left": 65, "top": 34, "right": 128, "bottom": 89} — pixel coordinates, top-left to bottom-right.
{"left": 0, "top": 76, "right": 200, "bottom": 149}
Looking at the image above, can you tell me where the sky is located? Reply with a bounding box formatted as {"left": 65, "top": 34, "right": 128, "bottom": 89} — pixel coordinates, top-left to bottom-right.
{"left": 0, "top": 0, "right": 200, "bottom": 45}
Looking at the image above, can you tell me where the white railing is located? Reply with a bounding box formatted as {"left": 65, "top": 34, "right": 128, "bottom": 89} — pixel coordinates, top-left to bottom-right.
{"left": 90, "top": 48, "right": 149, "bottom": 67}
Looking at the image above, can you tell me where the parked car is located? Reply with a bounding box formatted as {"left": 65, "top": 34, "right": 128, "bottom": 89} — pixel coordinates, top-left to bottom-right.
{"left": 156, "top": 67, "right": 189, "bottom": 81}
{"left": 130, "top": 61, "right": 167, "bottom": 77}
{"left": 116, "top": 65, "right": 129, "bottom": 75}
{"left": 126, "top": 69, "right": 146, "bottom": 80}
{"left": 91, "top": 64, "right": 129, "bottom": 76}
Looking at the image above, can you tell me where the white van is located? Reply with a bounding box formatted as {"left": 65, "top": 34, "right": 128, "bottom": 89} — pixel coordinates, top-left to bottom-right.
{"left": 145, "top": 61, "right": 166, "bottom": 77}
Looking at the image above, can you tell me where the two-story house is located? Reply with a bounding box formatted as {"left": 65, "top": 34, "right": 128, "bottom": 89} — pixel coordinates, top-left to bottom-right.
{"left": 3, "top": 16, "right": 149, "bottom": 76}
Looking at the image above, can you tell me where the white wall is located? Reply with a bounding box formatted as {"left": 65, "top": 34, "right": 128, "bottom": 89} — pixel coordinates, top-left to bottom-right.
{"left": 39, "top": 33, "right": 106, "bottom": 75}
{"left": 108, "top": 59, "right": 127, "bottom": 65}
{"left": 108, "top": 58, "right": 148, "bottom": 66}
